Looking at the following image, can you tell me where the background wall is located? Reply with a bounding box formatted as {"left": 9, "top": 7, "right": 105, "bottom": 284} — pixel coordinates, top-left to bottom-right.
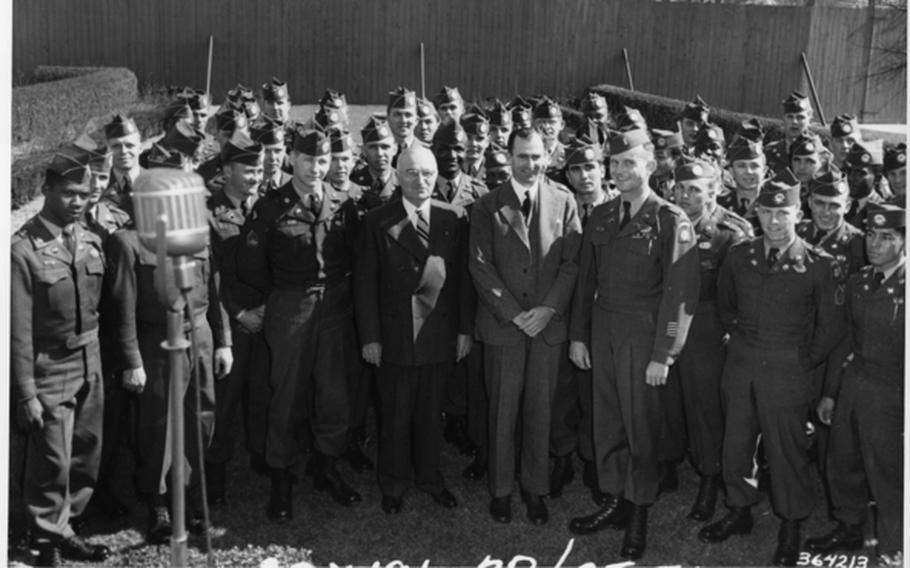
{"left": 12, "top": 0, "right": 907, "bottom": 122}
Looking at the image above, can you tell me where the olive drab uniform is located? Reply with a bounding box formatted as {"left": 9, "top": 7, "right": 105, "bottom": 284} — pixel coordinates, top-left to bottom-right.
{"left": 350, "top": 167, "right": 400, "bottom": 203}
{"left": 797, "top": 220, "right": 867, "bottom": 279}
{"left": 11, "top": 217, "right": 106, "bottom": 542}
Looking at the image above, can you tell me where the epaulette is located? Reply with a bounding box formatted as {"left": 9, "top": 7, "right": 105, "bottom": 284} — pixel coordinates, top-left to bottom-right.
{"left": 658, "top": 200, "right": 686, "bottom": 219}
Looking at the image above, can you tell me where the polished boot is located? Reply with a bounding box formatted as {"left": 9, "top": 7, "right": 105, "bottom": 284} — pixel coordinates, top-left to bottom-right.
{"left": 205, "top": 461, "right": 226, "bottom": 505}
{"left": 147, "top": 503, "right": 173, "bottom": 545}
{"left": 549, "top": 454, "right": 575, "bottom": 498}
{"left": 772, "top": 519, "right": 802, "bottom": 566}
{"left": 699, "top": 507, "right": 753, "bottom": 543}
{"left": 463, "top": 448, "right": 487, "bottom": 480}
{"left": 267, "top": 468, "right": 293, "bottom": 523}
{"left": 805, "top": 522, "right": 864, "bottom": 553}
{"left": 444, "top": 414, "right": 475, "bottom": 456}
{"left": 657, "top": 460, "right": 679, "bottom": 494}
{"left": 568, "top": 493, "right": 633, "bottom": 534}
{"left": 620, "top": 505, "right": 648, "bottom": 560}
{"left": 521, "top": 490, "right": 549, "bottom": 525}
{"left": 313, "top": 456, "right": 362, "bottom": 506}
{"left": 688, "top": 474, "right": 721, "bottom": 521}
{"left": 489, "top": 495, "right": 512, "bottom": 523}
{"left": 342, "top": 441, "right": 375, "bottom": 473}
{"left": 34, "top": 542, "right": 61, "bottom": 567}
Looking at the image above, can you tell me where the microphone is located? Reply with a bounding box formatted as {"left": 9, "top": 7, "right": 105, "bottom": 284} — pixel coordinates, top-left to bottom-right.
{"left": 131, "top": 169, "right": 210, "bottom": 300}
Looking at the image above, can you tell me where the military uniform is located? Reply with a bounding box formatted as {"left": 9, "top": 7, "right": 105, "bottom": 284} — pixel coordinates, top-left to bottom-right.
{"left": 84, "top": 200, "right": 131, "bottom": 242}
{"left": 12, "top": 216, "right": 106, "bottom": 544}
{"left": 797, "top": 220, "right": 866, "bottom": 278}
{"left": 764, "top": 138, "right": 791, "bottom": 175}
{"left": 717, "top": 190, "right": 762, "bottom": 236}
{"left": 349, "top": 167, "right": 400, "bottom": 203}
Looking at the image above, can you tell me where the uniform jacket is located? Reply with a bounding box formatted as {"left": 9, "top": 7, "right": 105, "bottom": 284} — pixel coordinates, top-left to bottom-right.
{"left": 469, "top": 177, "right": 582, "bottom": 346}
{"left": 207, "top": 189, "right": 265, "bottom": 318}
{"left": 717, "top": 236, "right": 846, "bottom": 369}
{"left": 355, "top": 199, "right": 474, "bottom": 366}
{"left": 350, "top": 167, "right": 400, "bottom": 203}
{"left": 462, "top": 158, "right": 485, "bottom": 182}
{"left": 84, "top": 200, "right": 131, "bottom": 242}
{"left": 764, "top": 138, "right": 791, "bottom": 175}
{"left": 431, "top": 173, "right": 488, "bottom": 210}
{"left": 570, "top": 192, "right": 701, "bottom": 365}
{"left": 258, "top": 171, "right": 293, "bottom": 197}
{"left": 693, "top": 205, "right": 752, "bottom": 304}
{"left": 796, "top": 219, "right": 866, "bottom": 280}
{"left": 717, "top": 189, "right": 762, "bottom": 236}
{"left": 11, "top": 216, "right": 106, "bottom": 404}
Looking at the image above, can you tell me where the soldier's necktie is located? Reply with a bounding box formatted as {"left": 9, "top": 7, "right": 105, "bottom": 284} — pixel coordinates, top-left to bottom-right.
{"left": 309, "top": 192, "right": 322, "bottom": 215}
{"left": 447, "top": 180, "right": 457, "bottom": 202}
{"left": 619, "top": 201, "right": 631, "bottom": 229}
{"left": 767, "top": 247, "right": 780, "bottom": 268}
{"left": 121, "top": 175, "right": 132, "bottom": 197}
{"left": 739, "top": 198, "right": 749, "bottom": 212}
{"left": 241, "top": 199, "right": 251, "bottom": 217}
{"left": 415, "top": 208, "right": 430, "bottom": 249}
{"left": 62, "top": 225, "right": 77, "bottom": 259}
{"left": 582, "top": 203, "right": 593, "bottom": 228}
{"left": 521, "top": 192, "right": 532, "bottom": 221}
{"left": 869, "top": 271, "right": 885, "bottom": 292}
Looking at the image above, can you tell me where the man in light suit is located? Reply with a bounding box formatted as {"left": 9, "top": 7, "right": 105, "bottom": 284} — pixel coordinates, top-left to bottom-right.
{"left": 355, "top": 146, "right": 474, "bottom": 514}
{"left": 469, "top": 128, "right": 582, "bottom": 525}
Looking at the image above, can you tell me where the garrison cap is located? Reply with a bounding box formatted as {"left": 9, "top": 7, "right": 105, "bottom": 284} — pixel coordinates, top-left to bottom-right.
{"left": 214, "top": 107, "right": 249, "bottom": 133}
{"left": 488, "top": 99, "right": 512, "bottom": 127}
{"left": 789, "top": 133, "right": 824, "bottom": 158}
{"left": 250, "top": 116, "right": 287, "bottom": 146}
{"left": 432, "top": 119, "right": 468, "bottom": 150}
{"left": 361, "top": 115, "right": 394, "bottom": 144}
{"left": 675, "top": 158, "right": 718, "bottom": 182}
{"left": 614, "top": 105, "right": 648, "bottom": 132}
{"left": 221, "top": 130, "right": 263, "bottom": 165}
{"left": 758, "top": 168, "right": 801, "bottom": 207}
{"left": 175, "top": 87, "right": 209, "bottom": 111}
{"left": 608, "top": 128, "right": 651, "bottom": 156}
{"left": 435, "top": 86, "right": 463, "bottom": 107}
{"left": 319, "top": 89, "right": 347, "bottom": 110}
{"left": 416, "top": 97, "right": 439, "bottom": 119}
{"left": 533, "top": 96, "right": 562, "bottom": 120}
{"left": 485, "top": 144, "right": 510, "bottom": 168}
{"left": 727, "top": 137, "right": 764, "bottom": 162}
{"left": 163, "top": 101, "right": 194, "bottom": 124}
{"left": 261, "top": 77, "right": 290, "bottom": 103}
{"left": 292, "top": 128, "right": 331, "bottom": 156}
{"left": 46, "top": 146, "right": 92, "bottom": 186}
{"left": 163, "top": 121, "right": 206, "bottom": 158}
{"left": 580, "top": 91, "right": 608, "bottom": 115}
{"left": 782, "top": 91, "right": 812, "bottom": 114}
{"left": 734, "top": 118, "right": 764, "bottom": 144}
{"left": 146, "top": 143, "right": 188, "bottom": 169}
{"left": 511, "top": 104, "right": 533, "bottom": 130}
{"left": 867, "top": 202, "right": 905, "bottom": 229}
{"left": 314, "top": 106, "right": 343, "bottom": 130}
{"left": 227, "top": 84, "right": 260, "bottom": 120}
{"left": 329, "top": 128, "right": 355, "bottom": 153}
{"left": 693, "top": 123, "right": 726, "bottom": 159}
{"left": 388, "top": 86, "right": 417, "bottom": 110}
{"left": 461, "top": 112, "right": 490, "bottom": 136}
{"left": 564, "top": 138, "right": 603, "bottom": 167}
{"left": 846, "top": 139, "right": 884, "bottom": 168}
{"left": 651, "top": 128, "right": 683, "bottom": 151}
{"left": 830, "top": 113, "right": 860, "bottom": 139}
{"left": 807, "top": 171, "right": 849, "bottom": 197}
{"left": 884, "top": 143, "right": 907, "bottom": 173}
{"left": 104, "top": 114, "right": 140, "bottom": 140}
{"left": 74, "top": 135, "right": 113, "bottom": 173}
{"left": 681, "top": 95, "right": 710, "bottom": 123}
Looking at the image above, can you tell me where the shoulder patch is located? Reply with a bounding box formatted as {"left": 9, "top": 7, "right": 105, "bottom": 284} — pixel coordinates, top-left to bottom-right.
{"left": 677, "top": 220, "right": 693, "bottom": 243}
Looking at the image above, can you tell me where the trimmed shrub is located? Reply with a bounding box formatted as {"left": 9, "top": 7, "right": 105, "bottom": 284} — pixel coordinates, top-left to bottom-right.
{"left": 11, "top": 150, "right": 54, "bottom": 210}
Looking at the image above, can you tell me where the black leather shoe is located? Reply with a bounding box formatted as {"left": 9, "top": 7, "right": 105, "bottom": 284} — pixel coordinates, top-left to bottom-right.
{"left": 147, "top": 505, "right": 172, "bottom": 545}
{"left": 431, "top": 488, "right": 458, "bottom": 509}
{"left": 381, "top": 495, "right": 403, "bottom": 514}
{"left": 60, "top": 535, "right": 110, "bottom": 562}
{"left": 267, "top": 469, "right": 293, "bottom": 523}
{"left": 699, "top": 507, "right": 753, "bottom": 543}
{"left": 205, "top": 461, "right": 226, "bottom": 506}
{"left": 444, "top": 414, "right": 476, "bottom": 456}
{"left": 463, "top": 450, "right": 487, "bottom": 480}
{"left": 658, "top": 460, "right": 679, "bottom": 494}
{"left": 773, "top": 519, "right": 802, "bottom": 566}
{"left": 250, "top": 452, "right": 270, "bottom": 477}
{"left": 688, "top": 474, "right": 722, "bottom": 522}
{"left": 521, "top": 491, "right": 548, "bottom": 525}
{"left": 313, "top": 460, "right": 362, "bottom": 506}
{"left": 620, "top": 505, "right": 648, "bottom": 560}
{"left": 90, "top": 485, "right": 129, "bottom": 519}
{"left": 549, "top": 454, "right": 575, "bottom": 498}
{"left": 489, "top": 495, "right": 512, "bottom": 523}
{"left": 342, "top": 443, "right": 375, "bottom": 473}
{"left": 805, "top": 522, "right": 864, "bottom": 553}
{"left": 568, "top": 494, "right": 633, "bottom": 534}
{"left": 582, "top": 460, "right": 597, "bottom": 490}
{"left": 34, "top": 542, "right": 61, "bottom": 567}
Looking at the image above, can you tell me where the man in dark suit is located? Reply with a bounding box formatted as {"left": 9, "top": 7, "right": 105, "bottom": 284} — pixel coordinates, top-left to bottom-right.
{"left": 355, "top": 146, "right": 474, "bottom": 514}
{"left": 469, "top": 128, "right": 582, "bottom": 525}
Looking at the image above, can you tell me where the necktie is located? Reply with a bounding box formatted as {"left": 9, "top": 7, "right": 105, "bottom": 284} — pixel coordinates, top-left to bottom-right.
{"left": 447, "top": 180, "right": 457, "bottom": 202}
{"left": 521, "top": 192, "right": 532, "bottom": 220}
{"left": 869, "top": 271, "right": 885, "bottom": 292}
{"left": 121, "top": 175, "right": 132, "bottom": 197}
{"left": 812, "top": 228, "right": 827, "bottom": 245}
{"left": 767, "top": 247, "right": 780, "bottom": 268}
{"left": 62, "top": 225, "right": 77, "bottom": 259}
{"left": 619, "top": 201, "right": 631, "bottom": 229}
{"left": 241, "top": 199, "right": 251, "bottom": 217}
{"left": 415, "top": 208, "right": 430, "bottom": 249}
{"left": 309, "top": 192, "right": 322, "bottom": 215}
{"left": 739, "top": 198, "right": 749, "bottom": 211}
{"left": 582, "top": 203, "right": 593, "bottom": 228}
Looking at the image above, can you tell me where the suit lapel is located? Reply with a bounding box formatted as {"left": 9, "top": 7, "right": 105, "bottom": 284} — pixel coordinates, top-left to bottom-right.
{"left": 498, "top": 183, "right": 530, "bottom": 250}
{"left": 384, "top": 201, "right": 429, "bottom": 262}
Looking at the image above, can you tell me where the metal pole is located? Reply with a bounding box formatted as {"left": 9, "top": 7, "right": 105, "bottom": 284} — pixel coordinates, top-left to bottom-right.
{"left": 419, "top": 42, "right": 426, "bottom": 99}
{"left": 622, "top": 48, "right": 635, "bottom": 92}
{"left": 800, "top": 52, "right": 827, "bottom": 126}
{"left": 205, "top": 35, "right": 214, "bottom": 97}
{"left": 166, "top": 308, "right": 189, "bottom": 567}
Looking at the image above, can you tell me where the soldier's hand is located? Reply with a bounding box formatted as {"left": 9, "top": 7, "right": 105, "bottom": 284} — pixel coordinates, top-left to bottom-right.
{"left": 569, "top": 341, "right": 591, "bottom": 370}
{"left": 362, "top": 342, "right": 382, "bottom": 366}
{"left": 236, "top": 306, "right": 265, "bottom": 333}
{"left": 645, "top": 361, "right": 669, "bottom": 386}
{"left": 21, "top": 397, "right": 44, "bottom": 429}
{"left": 455, "top": 334, "right": 473, "bottom": 362}
{"left": 214, "top": 347, "right": 234, "bottom": 380}
{"left": 816, "top": 396, "right": 835, "bottom": 426}
{"left": 122, "top": 367, "right": 147, "bottom": 394}
{"left": 519, "top": 306, "right": 556, "bottom": 337}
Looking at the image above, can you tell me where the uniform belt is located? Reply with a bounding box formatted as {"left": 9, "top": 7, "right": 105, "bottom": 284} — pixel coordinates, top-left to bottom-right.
{"left": 64, "top": 328, "right": 99, "bottom": 350}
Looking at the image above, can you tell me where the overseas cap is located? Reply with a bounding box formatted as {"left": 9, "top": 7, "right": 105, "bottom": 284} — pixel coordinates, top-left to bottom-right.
{"left": 884, "top": 143, "right": 907, "bottom": 173}
{"left": 416, "top": 97, "right": 439, "bottom": 119}
{"left": 261, "top": 77, "right": 290, "bottom": 103}
{"left": 221, "top": 130, "right": 264, "bottom": 165}
{"left": 614, "top": 106, "right": 648, "bottom": 132}
{"left": 432, "top": 119, "right": 468, "bottom": 150}
{"left": 388, "top": 86, "right": 417, "bottom": 110}
{"left": 533, "top": 96, "right": 562, "bottom": 120}
{"left": 104, "top": 114, "right": 140, "bottom": 139}
{"left": 789, "top": 133, "right": 824, "bottom": 158}
{"left": 292, "top": 128, "right": 332, "bottom": 156}
{"left": 681, "top": 95, "right": 710, "bottom": 123}
{"left": 807, "top": 171, "right": 849, "bottom": 197}
{"left": 461, "top": 112, "right": 490, "bottom": 136}
{"left": 147, "top": 143, "right": 188, "bottom": 169}
{"left": 485, "top": 144, "right": 510, "bottom": 168}
{"left": 758, "top": 168, "right": 801, "bottom": 207}
{"left": 250, "top": 116, "right": 287, "bottom": 146}
{"left": 361, "top": 115, "right": 394, "bottom": 144}
{"left": 727, "top": 138, "right": 764, "bottom": 162}
{"left": 329, "top": 128, "right": 355, "bottom": 153}
{"left": 734, "top": 118, "right": 764, "bottom": 144}
{"left": 580, "top": 91, "right": 608, "bottom": 115}
{"left": 435, "top": 86, "right": 463, "bottom": 106}
{"left": 488, "top": 99, "right": 512, "bottom": 128}
{"left": 846, "top": 139, "right": 884, "bottom": 168}
{"left": 867, "top": 202, "right": 905, "bottom": 229}
{"left": 830, "top": 113, "right": 860, "bottom": 139}
{"left": 782, "top": 91, "right": 812, "bottom": 114}
{"left": 564, "top": 138, "right": 603, "bottom": 166}
{"left": 319, "top": 89, "right": 347, "bottom": 110}
{"left": 215, "top": 107, "right": 249, "bottom": 133}
{"left": 163, "top": 122, "right": 206, "bottom": 158}
{"left": 608, "top": 128, "right": 651, "bottom": 156}
{"left": 651, "top": 128, "right": 684, "bottom": 151}
{"left": 674, "top": 158, "right": 718, "bottom": 182}
{"left": 47, "top": 146, "right": 92, "bottom": 185}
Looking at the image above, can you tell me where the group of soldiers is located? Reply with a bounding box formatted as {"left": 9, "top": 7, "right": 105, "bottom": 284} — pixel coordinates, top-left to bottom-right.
{"left": 11, "top": 76, "right": 906, "bottom": 567}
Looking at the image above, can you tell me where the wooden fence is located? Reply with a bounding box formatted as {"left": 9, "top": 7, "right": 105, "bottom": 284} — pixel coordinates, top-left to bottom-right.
{"left": 12, "top": 0, "right": 907, "bottom": 123}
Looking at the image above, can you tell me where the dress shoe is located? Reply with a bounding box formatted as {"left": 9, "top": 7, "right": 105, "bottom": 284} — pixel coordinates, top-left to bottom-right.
{"left": 313, "top": 460, "right": 362, "bottom": 506}
{"left": 431, "top": 488, "right": 458, "bottom": 509}
{"left": 268, "top": 469, "right": 293, "bottom": 523}
{"left": 444, "top": 414, "right": 476, "bottom": 456}
{"left": 381, "top": 495, "right": 403, "bottom": 514}
{"left": 205, "top": 461, "right": 226, "bottom": 505}
{"left": 772, "top": 519, "right": 802, "bottom": 566}
{"left": 521, "top": 491, "right": 548, "bottom": 525}
{"left": 620, "top": 505, "right": 648, "bottom": 560}
{"left": 489, "top": 495, "right": 512, "bottom": 523}
{"left": 90, "top": 485, "right": 129, "bottom": 519}
{"left": 549, "top": 454, "right": 575, "bottom": 498}
{"left": 688, "top": 474, "right": 722, "bottom": 521}
{"left": 59, "top": 535, "right": 110, "bottom": 562}
{"left": 250, "top": 452, "right": 270, "bottom": 477}
{"left": 463, "top": 450, "right": 487, "bottom": 480}
{"left": 342, "top": 442, "right": 375, "bottom": 473}
{"left": 582, "top": 459, "right": 597, "bottom": 490}
{"left": 658, "top": 460, "right": 679, "bottom": 494}
{"left": 805, "top": 522, "right": 864, "bottom": 553}
{"left": 568, "top": 493, "right": 633, "bottom": 534}
{"left": 147, "top": 505, "right": 172, "bottom": 545}
{"left": 699, "top": 507, "right": 753, "bottom": 543}
{"left": 34, "top": 542, "right": 61, "bottom": 567}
